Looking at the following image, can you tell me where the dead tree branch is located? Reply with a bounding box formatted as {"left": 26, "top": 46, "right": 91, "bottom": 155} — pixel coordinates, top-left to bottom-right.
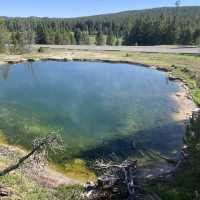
{"left": 0, "top": 133, "right": 63, "bottom": 177}
{"left": 86, "top": 160, "right": 138, "bottom": 200}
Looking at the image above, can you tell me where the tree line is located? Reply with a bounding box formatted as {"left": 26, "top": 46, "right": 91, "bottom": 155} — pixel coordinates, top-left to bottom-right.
{"left": 123, "top": 15, "right": 200, "bottom": 45}
{"left": 0, "top": 6, "right": 200, "bottom": 53}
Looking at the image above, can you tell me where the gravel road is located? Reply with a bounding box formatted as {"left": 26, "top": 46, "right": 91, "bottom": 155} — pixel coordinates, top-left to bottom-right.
{"left": 34, "top": 45, "right": 200, "bottom": 54}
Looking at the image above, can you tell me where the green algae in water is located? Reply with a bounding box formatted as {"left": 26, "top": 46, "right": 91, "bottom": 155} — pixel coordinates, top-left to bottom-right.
{"left": 0, "top": 61, "right": 182, "bottom": 160}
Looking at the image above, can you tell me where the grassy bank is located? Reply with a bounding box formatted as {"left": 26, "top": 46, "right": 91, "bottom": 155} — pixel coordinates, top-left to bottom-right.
{"left": 0, "top": 165, "right": 83, "bottom": 200}
{"left": 170, "top": 65, "right": 200, "bottom": 105}
{"left": 0, "top": 145, "right": 50, "bottom": 199}
{"left": 0, "top": 143, "right": 86, "bottom": 199}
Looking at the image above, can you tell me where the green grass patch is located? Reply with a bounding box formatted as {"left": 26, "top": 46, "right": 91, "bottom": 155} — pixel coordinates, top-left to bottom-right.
{"left": 170, "top": 65, "right": 200, "bottom": 105}
{"left": 171, "top": 65, "right": 196, "bottom": 88}
{"left": 0, "top": 171, "right": 84, "bottom": 200}
{"left": 0, "top": 173, "right": 51, "bottom": 200}
{"left": 53, "top": 185, "right": 84, "bottom": 200}
{"left": 192, "top": 89, "right": 200, "bottom": 105}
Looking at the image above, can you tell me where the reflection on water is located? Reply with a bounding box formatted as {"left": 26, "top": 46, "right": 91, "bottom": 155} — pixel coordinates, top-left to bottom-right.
{"left": 0, "top": 61, "right": 182, "bottom": 159}
{"left": 0, "top": 64, "right": 11, "bottom": 80}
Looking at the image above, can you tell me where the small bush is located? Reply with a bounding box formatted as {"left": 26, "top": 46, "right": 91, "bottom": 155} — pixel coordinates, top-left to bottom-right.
{"left": 38, "top": 47, "right": 49, "bottom": 53}
{"left": 27, "top": 58, "right": 35, "bottom": 62}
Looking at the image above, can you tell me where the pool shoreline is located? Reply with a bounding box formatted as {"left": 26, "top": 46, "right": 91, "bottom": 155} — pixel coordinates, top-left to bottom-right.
{"left": 0, "top": 53, "right": 198, "bottom": 187}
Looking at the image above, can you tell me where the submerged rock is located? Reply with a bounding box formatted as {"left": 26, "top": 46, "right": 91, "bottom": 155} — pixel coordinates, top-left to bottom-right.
{"left": 168, "top": 75, "right": 182, "bottom": 81}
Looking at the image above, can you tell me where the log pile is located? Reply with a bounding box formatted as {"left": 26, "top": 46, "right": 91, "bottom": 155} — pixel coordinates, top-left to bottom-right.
{"left": 85, "top": 160, "right": 140, "bottom": 200}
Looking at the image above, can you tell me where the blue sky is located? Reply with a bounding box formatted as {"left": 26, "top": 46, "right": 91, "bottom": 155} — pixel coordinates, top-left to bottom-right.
{"left": 1, "top": 0, "right": 200, "bottom": 18}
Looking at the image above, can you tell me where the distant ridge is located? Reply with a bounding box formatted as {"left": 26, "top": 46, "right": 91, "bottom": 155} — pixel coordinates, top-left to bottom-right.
{"left": 2, "top": 6, "right": 200, "bottom": 20}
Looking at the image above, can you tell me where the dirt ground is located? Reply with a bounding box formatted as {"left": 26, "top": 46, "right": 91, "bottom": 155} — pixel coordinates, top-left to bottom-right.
{"left": 34, "top": 44, "right": 200, "bottom": 54}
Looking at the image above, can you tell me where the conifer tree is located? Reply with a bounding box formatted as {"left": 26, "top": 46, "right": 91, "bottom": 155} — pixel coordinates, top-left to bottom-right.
{"left": 96, "top": 32, "right": 105, "bottom": 45}
{"left": 0, "top": 18, "right": 10, "bottom": 53}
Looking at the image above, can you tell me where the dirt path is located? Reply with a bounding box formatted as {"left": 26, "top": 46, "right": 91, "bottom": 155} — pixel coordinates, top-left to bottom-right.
{"left": 34, "top": 44, "right": 200, "bottom": 54}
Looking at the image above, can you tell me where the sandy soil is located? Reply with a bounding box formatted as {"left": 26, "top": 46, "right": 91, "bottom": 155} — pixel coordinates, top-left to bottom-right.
{"left": 171, "top": 82, "right": 197, "bottom": 122}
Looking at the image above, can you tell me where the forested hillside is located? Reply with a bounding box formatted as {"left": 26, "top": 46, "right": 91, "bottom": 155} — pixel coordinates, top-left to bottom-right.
{"left": 1, "top": 6, "right": 200, "bottom": 49}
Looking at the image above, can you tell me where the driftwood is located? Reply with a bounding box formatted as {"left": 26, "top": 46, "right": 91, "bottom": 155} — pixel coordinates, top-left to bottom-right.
{"left": 0, "top": 134, "right": 63, "bottom": 177}
{"left": 85, "top": 160, "right": 139, "bottom": 200}
{"left": 85, "top": 145, "right": 190, "bottom": 200}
